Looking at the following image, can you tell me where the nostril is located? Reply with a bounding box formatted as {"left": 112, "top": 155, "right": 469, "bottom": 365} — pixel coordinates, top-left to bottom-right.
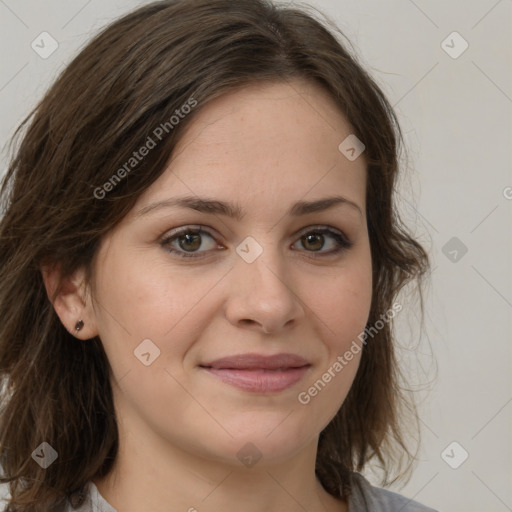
{"left": 240, "top": 319, "right": 258, "bottom": 329}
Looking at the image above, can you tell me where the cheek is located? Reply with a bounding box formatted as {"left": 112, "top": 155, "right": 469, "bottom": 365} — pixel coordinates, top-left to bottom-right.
{"left": 313, "top": 261, "right": 372, "bottom": 349}
{"left": 92, "top": 246, "right": 220, "bottom": 368}
{"left": 295, "top": 266, "right": 371, "bottom": 432}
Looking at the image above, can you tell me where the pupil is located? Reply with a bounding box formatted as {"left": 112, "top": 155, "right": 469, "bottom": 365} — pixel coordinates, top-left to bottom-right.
{"left": 305, "top": 233, "right": 323, "bottom": 251}
{"left": 180, "top": 233, "right": 201, "bottom": 251}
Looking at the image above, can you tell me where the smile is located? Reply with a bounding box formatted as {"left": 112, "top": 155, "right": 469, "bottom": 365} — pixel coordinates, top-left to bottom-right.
{"left": 199, "top": 366, "right": 311, "bottom": 393}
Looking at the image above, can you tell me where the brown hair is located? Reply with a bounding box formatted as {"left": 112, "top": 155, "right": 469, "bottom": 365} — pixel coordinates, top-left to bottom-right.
{"left": 0, "top": 0, "right": 430, "bottom": 509}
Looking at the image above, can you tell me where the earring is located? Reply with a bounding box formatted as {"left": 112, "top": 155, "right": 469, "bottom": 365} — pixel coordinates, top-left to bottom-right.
{"left": 75, "top": 319, "right": 84, "bottom": 332}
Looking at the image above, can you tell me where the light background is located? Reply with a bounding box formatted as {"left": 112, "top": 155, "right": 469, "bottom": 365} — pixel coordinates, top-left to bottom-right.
{"left": 0, "top": 0, "right": 511, "bottom": 510}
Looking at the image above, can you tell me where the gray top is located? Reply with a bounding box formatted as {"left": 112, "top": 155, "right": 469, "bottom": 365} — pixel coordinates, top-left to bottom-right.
{"left": 62, "top": 473, "right": 439, "bottom": 512}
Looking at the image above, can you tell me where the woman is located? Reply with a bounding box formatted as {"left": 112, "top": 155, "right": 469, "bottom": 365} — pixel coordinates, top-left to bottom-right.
{"left": 0, "top": 0, "right": 436, "bottom": 511}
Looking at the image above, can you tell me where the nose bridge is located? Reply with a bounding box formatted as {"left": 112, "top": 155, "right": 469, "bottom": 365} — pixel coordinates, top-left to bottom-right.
{"left": 226, "top": 232, "right": 304, "bottom": 332}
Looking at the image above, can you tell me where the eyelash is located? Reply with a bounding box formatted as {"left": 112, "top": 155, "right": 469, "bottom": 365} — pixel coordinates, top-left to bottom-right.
{"left": 159, "top": 224, "right": 353, "bottom": 260}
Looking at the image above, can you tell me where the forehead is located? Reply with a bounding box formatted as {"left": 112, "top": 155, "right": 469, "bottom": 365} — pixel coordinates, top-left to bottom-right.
{"left": 175, "top": 79, "right": 357, "bottom": 156}
{"left": 135, "top": 79, "right": 367, "bottom": 219}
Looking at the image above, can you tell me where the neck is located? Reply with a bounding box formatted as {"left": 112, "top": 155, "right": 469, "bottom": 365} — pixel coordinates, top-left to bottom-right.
{"left": 93, "top": 426, "right": 347, "bottom": 512}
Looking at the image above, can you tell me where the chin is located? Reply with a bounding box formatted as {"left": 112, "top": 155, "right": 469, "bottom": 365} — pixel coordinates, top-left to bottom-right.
{"left": 213, "top": 422, "right": 317, "bottom": 468}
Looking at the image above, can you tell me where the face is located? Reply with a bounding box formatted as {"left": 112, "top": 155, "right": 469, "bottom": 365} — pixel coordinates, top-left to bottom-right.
{"left": 86, "top": 79, "right": 372, "bottom": 467}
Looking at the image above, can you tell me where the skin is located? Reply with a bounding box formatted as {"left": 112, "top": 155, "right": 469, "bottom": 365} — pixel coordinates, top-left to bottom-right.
{"left": 43, "top": 78, "right": 372, "bottom": 512}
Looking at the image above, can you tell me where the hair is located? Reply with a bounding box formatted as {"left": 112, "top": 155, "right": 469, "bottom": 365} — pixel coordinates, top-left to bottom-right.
{"left": 0, "top": 0, "right": 430, "bottom": 510}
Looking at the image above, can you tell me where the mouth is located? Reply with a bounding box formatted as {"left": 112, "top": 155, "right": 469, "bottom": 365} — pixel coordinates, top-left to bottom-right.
{"left": 198, "top": 353, "right": 311, "bottom": 393}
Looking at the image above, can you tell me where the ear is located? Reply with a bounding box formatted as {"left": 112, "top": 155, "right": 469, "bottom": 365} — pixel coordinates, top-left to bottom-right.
{"left": 41, "top": 263, "right": 99, "bottom": 340}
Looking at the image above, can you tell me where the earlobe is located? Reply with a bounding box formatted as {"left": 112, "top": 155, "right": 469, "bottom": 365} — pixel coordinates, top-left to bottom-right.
{"left": 40, "top": 263, "right": 98, "bottom": 339}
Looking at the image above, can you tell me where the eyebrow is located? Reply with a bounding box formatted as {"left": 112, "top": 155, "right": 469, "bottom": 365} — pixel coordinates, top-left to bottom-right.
{"left": 136, "top": 194, "right": 363, "bottom": 220}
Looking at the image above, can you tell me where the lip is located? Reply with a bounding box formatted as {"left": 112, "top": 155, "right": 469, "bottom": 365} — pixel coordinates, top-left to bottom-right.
{"left": 200, "top": 353, "right": 310, "bottom": 370}
{"left": 199, "top": 353, "right": 311, "bottom": 393}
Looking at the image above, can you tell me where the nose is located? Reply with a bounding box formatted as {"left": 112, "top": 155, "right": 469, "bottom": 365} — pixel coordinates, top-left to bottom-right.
{"left": 224, "top": 243, "right": 305, "bottom": 335}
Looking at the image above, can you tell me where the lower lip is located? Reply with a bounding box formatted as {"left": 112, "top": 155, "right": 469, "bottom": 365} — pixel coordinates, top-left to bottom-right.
{"left": 201, "top": 366, "right": 310, "bottom": 393}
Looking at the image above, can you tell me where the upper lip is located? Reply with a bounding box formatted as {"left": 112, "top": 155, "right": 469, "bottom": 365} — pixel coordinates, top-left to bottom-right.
{"left": 200, "top": 353, "right": 310, "bottom": 370}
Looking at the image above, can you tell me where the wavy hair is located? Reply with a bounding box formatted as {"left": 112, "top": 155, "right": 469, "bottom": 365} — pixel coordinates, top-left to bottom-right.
{"left": 0, "top": 0, "right": 430, "bottom": 509}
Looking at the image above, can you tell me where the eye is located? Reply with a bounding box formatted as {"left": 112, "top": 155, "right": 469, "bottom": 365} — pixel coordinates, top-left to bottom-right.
{"left": 159, "top": 224, "right": 353, "bottom": 259}
{"left": 160, "top": 225, "right": 219, "bottom": 259}
{"left": 291, "top": 226, "right": 353, "bottom": 258}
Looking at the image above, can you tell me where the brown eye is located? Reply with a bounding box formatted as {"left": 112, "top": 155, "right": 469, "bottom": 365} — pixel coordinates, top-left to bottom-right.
{"left": 292, "top": 227, "right": 353, "bottom": 258}
{"left": 178, "top": 232, "right": 202, "bottom": 252}
{"left": 301, "top": 233, "right": 324, "bottom": 251}
{"left": 161, "top": 227, "right": 218, "bottom": 258}
{"left": 160, "top": 225, "right": 353, "bottom": 260}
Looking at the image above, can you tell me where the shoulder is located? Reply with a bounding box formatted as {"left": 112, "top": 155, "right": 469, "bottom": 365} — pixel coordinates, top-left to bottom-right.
{"left": 60, "top": 481, "right": 118, "bottom": 512}
{"left": 347, "top": 472, "right": 440, "bottom": 512}
{"left": 0, "top": 481, "right": 116, "bottom": 512}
